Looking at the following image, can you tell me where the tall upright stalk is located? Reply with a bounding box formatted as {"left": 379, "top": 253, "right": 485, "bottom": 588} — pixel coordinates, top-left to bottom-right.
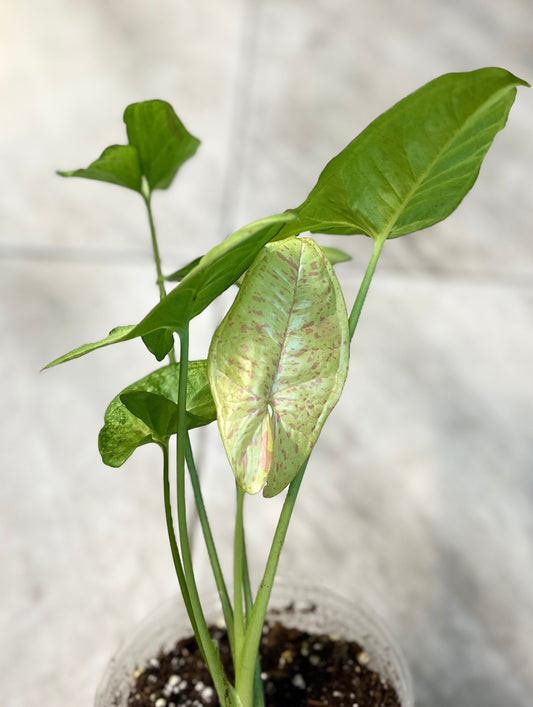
{"left": 161, "top": 443, "right": 198, "bottom": 636}
{"left": 143, "top": 173, "right": 235, "bottom": 704}
{"left": 185, "top": 433, "right": 235, "bottom": 658}
{"left": 241, "top": 515, "right": 265, "bottom": 707}
{"left": 143, "top": 184, "right": 167, "bottom": 301}
{"left": 175, "top": 327, "right": 235, "bottom": 706}
{"left": 235, "top": 460, "right": 307, "bottom": 705}
{"left": 233, "top": 485, "right": 246, "bottom": 663}
{"left": 143, "top": 185, "right": 176, "bottom": 364}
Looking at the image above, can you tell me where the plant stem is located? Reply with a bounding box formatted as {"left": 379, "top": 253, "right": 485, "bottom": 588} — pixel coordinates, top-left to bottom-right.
{"left": 142, "top": 186, "right": 176, "bottom": 364}
{"left": 185, "top": 432, "right": 235, "bottom": 657}
{"left": 242, "top": 533, "right": 253, "bottom": 619}
{"left": 143, "top": 188, "right": 167, "bottom": 302}
{"left": 235, "top": 460, "right": 307, "bottom": 704}
{"left": 348, "top": 235, "right": 386, "bottom": 340}
{"left": 162, "top": 443, "right": 199, "bottom": 635}
{"left": 233, "top": 485, "right": 246, "bottom": 663}
{"left": 175, "top": 327, "right": 235, "bottom": 706}
{"left": 242, "top": 536, "right": 265, "bottom": 707}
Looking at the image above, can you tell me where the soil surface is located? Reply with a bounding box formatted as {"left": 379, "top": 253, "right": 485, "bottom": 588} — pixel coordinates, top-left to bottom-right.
{"left": 126, "top": 609, "right": 401, "bottom": 707}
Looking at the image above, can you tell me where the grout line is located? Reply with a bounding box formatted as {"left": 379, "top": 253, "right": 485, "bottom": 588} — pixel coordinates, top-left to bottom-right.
{"left": 0, "top": 243, "right": 154, "bottom": 265}
{"left": 2, "top": 242, "right": 531, "bottom": 292}
{"left": 0, "top": 243, "right": 198, "bottom": 269}
{"left": 342, "top": 265, "right": 533, "bottom": 292}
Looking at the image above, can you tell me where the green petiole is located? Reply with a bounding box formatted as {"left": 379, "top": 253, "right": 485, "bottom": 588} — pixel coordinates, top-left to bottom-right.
{"left": 348, "top": 235, "right": 386, "bottom": 340}
{"left": 185, "top": 432, "right": 235, "bottom": 658}
{"left": 175, "top": 327, "right": 235, "bottom": 706}
{"left": 235, "top": 460, "right": 307, "bottom": 706}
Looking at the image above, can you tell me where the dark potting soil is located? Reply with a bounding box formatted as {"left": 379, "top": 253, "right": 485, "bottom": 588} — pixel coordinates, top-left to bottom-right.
{"left": 126, "top": 609, "right": 401, "bottom": 707}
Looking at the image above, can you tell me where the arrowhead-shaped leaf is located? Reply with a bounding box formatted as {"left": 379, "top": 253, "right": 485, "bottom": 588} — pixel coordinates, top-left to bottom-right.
{"left": 57, "top": 144, "right": 143, "bottom": 193}
{"left": 98, "top": 361, "right": 215, "bottom": 467}
{"left": 58, "top": 100, "right": 199, "bottom": 195}
{"left": 43, "top": 214, "right": 296, "bottom": 368}
{"left": 281, "top": 68, "right": 528, "bottom": 241}
{"left": 124, "top": 100, "right": 200, "bottom": 191}
{"left": 208, "top": 237, "right": 350, "bottom": 497}
{"left": 135, "top": 213, "right": 297, "bottom": 333}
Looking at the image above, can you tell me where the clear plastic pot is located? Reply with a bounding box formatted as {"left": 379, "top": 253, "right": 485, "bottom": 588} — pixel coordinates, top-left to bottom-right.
{"left": 95, "top": 580, "right": 414, "bottom": 706}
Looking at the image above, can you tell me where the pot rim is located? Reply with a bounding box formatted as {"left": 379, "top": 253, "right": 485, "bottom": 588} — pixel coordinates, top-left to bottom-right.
{"left": 95, "top": 578, "right": 414, "bottom": 707}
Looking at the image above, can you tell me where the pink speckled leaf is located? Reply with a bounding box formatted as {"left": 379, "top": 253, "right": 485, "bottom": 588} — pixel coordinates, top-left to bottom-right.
{"left": 208, "top": 237, "right": 349, "bottom": 497}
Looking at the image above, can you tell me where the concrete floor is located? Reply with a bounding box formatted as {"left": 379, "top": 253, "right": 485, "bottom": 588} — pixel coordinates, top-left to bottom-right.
{"left": 2, "top": 1, "right": 533, "bottom": 705}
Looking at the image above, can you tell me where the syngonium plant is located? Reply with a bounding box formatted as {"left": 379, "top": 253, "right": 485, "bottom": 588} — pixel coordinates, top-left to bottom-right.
{"left": 46, "top": 68, "right": 528, "bottom": 706}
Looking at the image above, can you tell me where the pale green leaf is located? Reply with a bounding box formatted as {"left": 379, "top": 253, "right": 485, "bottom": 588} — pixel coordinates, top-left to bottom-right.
{"left": 208, "top": 237, "right": 350, "bottom": 497}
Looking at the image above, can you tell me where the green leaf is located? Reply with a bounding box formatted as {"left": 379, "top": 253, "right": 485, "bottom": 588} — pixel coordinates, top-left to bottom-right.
{"left": 123, "top": 212, "right": 297, "bottom": 336}
{"left": 142, "top": 329, "right": 174, "bottom": 361}
{"left": 208, "top": 237, "right": 350, "bottom": 497}
{"left": 120, "top": 391, "right": 178, "bottom": 441}
{"left": 319, "top": 245, "right": 352, "bottom": 266}
{"left": 124, "top": 100, "right": 200, "bottom": 191}
{"left": 57, "top": 144, "right": 143, "bottom": 193}
{"left": 165, "top": 256, "right": 203, "bottom": 282}
{"left": 43, "top": 325, "right": 136, "bottom": 369}
{"left": 58, "top": 100, "right": 199, "bottom": 194}
{"left": 98, "top": 361, "right": 215, "bottom": 467}
{"left": 43, "top": 214, "right": 295, "bottom": 368}
{"left": 282, "top": 68, "right": 528, "bottom": 241}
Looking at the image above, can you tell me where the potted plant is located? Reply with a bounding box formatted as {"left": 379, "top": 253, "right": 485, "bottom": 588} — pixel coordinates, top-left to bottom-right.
{"left": 46, "top": 67, "right": 528, "bottom": 707}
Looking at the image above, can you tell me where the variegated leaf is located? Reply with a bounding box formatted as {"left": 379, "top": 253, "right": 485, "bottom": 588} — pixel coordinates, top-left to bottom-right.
{"left": 208, "top": 237, "right": 349, "bottom": 497}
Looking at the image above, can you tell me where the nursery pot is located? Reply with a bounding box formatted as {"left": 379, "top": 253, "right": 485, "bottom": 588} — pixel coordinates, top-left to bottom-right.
{"left": 95, "top": 581, "right": 413, "bottom": 707}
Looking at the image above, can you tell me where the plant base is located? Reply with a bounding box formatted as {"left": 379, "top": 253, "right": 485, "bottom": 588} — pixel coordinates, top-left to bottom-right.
{"left": 130, "top": 613, "right": 400, "bottom": 706}
{"left": 95, "top": 583, "right": 413, "bottom": 707}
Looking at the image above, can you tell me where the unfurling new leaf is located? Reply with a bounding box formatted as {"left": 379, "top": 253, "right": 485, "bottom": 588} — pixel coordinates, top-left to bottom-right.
{"left": 208, "top": 237, "right": 350, "bottom": 497}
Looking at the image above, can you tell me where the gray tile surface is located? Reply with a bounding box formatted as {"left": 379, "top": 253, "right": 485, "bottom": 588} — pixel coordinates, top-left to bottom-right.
{"left": 2, "top": 1, "right": 532, "bottom": 706}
